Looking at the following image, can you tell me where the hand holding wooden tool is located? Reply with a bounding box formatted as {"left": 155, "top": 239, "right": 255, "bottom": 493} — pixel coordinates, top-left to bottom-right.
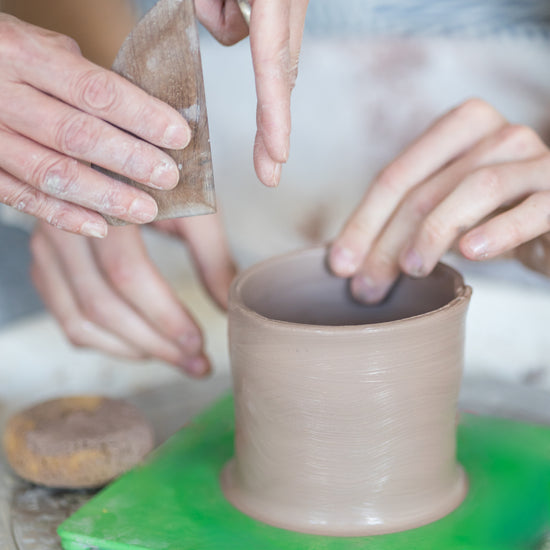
{"left": 97, "top": 0, "right": 215, "bottom": 224}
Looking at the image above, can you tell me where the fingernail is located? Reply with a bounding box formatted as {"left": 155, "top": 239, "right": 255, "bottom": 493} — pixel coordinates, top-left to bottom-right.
{"left": 128, "top": 196, "right": 158, "bottom": 223}
{"left": 270, "top": 163, "right": 282, "bottom": 187}
{"left": 401, "top": 248, "right": 424, "bottom": 277}
{"left": 178, "top": 333, "right": 202, "bottom": 355}
{"left": 330, "top": 246, "right": 359, "bottom": 277}
{"left": 163, "top": 124, "right": 191, "bottom": 149}
{"left": 281, "top": 143, "right": 290, "bottom": 163}
{"left": 80, "top": 220, "right": 107, "bottom": 238}
{"left": 149, "top": 159, "right": 179, "bottom": 189}
{"left": 183, "top": 356, "right": 209, "bottom": 377}
{"left": 464, "top": 232, "right": 489, "bottom": 259}
{"left": 351, "top": 275, "right": 389, "bottom": 304}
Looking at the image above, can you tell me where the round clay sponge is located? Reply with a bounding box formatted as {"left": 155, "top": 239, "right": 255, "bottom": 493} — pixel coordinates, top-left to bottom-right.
{"left": 3, "top": 396, "right": 154, "bottom": 489}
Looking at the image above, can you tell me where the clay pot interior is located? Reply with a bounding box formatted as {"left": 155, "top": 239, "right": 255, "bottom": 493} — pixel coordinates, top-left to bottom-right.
{"left": 238, "top": 249, "right": 464, "bottom": 326}
{"left": 222, "top": 247, "right": 471, "bottom": 537}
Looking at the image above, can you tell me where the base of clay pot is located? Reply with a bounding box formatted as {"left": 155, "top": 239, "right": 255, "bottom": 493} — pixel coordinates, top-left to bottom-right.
{"left": 220, "top": 461, "right": 469, "bottom": 536}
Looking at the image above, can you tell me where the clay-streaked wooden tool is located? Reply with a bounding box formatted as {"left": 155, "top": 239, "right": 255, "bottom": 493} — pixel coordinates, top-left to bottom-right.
{"left": 96, "top": 0, "right": 215, "bottom": 224}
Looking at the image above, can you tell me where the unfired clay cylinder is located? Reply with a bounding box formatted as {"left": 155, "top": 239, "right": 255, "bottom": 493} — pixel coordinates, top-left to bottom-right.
{"left": 221, "top": 247, "right": 472, "bottom": 536}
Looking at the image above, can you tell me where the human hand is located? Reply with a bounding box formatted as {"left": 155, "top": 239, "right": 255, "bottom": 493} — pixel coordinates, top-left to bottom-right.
{"left": 0, "top": 14, "right": 191, "bottom": 238}
{"left": 30, "top": 213, "right": 236, "bottom": 376}
{"left": 196, "top": 0, "right": 309, "bottom": 186}
{"left": 329, "top": 98, "right": 550, "bottom": 303}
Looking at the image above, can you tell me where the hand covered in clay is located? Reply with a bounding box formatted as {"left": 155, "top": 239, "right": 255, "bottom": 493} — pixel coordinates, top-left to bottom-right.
{"left": 30, "top": 215, "right": 236, "bottom": 377}
{"left": 0, "top": 14, "right": 191, "bottom": 238}
{"left": 329, "top": 98, "right": 550, "bottom": 303}
{"left": 196, "top": 0, "right": 309, "bottom": 186}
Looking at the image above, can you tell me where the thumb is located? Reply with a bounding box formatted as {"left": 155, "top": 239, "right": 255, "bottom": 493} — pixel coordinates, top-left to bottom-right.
{"left": 195, "top": 0, "right": 249, "bottom": 46}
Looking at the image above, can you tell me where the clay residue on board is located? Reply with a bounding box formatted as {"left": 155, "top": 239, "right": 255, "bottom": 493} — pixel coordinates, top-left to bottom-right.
{"left": 146, "top": 54, "right": 158, "bottom": 71}
{"left": 181, "top": 103, "right": 200, "bottom": 123}
{"left": 222, "top": 247, "right": 471, "bottom": 536}
{"left": 185, "top": 24, "right": 199, "bottom": 54}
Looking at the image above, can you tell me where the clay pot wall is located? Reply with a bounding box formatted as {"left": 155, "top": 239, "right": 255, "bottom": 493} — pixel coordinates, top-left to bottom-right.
{"left": 222, "top": 247, "right": 471, "bottom": 536}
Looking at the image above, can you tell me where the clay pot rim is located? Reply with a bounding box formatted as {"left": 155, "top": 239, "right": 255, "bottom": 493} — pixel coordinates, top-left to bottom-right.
{"left": 230, "top": 246, "right": 472, "bottom": 332}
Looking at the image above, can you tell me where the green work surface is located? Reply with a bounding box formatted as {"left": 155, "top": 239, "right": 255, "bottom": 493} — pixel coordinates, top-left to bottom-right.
{"left": 58, "top": 394, "right": 550, "bottom": 550}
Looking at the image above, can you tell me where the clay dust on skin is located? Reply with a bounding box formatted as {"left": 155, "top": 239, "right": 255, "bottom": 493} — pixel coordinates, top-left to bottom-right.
{"left": 41, "top": 162, "right": 123, "bottom": 216}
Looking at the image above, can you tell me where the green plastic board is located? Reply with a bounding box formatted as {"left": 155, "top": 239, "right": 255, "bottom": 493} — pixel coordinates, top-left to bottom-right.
{"left": 58, "top": 394, "right": 550, "bottom": 550}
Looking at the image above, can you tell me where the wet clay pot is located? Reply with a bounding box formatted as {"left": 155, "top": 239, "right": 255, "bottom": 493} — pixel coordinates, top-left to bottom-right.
{"left": 221, "top": 247, "right": 472, "bottom": 536}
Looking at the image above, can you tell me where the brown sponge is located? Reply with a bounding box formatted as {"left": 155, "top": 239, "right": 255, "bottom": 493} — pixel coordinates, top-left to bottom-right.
{"left": 3, "top": 396, "right": 154, "bottom": 489}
